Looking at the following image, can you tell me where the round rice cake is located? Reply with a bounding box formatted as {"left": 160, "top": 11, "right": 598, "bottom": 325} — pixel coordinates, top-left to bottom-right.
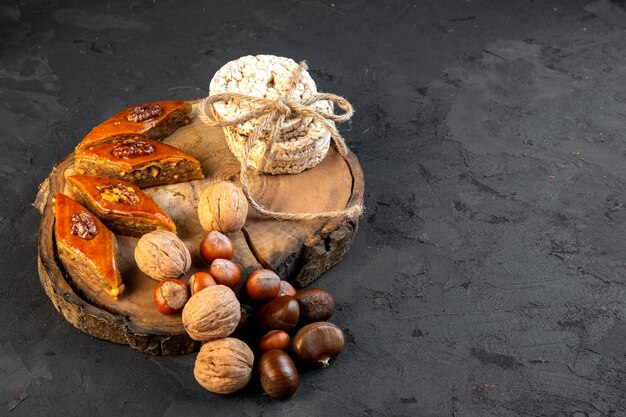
{"left": 209, "top": 55, "right": 331, "bottom": 137}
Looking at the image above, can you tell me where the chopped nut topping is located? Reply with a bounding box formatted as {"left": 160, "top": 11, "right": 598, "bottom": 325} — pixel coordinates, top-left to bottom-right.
{"left": 127, "top": 103, "right": 163, "bottom": 123}
{"left": 70, "top": 211, "right": 98, "bottom": 240}
{"left": 111, "top": 139, "right": 155, "bottom": 159}
{"left": 97, "top": 183, "right": 141, "bottom": 205}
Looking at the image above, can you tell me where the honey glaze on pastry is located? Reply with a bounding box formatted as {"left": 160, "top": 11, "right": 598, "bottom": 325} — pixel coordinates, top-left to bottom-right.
{"left": 67, "top": 175, "right": 177, "bottom": 237}
{"left": 75, "top": 101, "right": 192, "bottom": 152}
{"left": 73, "top": 138, "right": 204, "bottom": 188}
{"left": 53, "top": 193, "right": 124, "bottom": 300}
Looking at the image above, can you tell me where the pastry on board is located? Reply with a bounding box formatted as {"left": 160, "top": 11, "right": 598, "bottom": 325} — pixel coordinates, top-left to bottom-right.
{"left": 67, "top": 175, "right": 177, "bottom": 237}
{"left": 53, "top": 193, "right": 124, "bottom": 300}
{"left": 73, "top": 138, "right": 204, "bottom": 188}
{"left": 75, "top": 101, "right": 192, "bottom": 152}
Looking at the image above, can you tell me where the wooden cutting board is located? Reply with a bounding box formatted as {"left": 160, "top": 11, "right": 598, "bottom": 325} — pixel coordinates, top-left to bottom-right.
{"left": 34, "top": 101, "right": 364, "bottom": 355}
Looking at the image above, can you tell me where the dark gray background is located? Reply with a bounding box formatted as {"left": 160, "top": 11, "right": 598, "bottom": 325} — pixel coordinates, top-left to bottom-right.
{"left": 2, "top": 0, "right": 626, "bottom": 416}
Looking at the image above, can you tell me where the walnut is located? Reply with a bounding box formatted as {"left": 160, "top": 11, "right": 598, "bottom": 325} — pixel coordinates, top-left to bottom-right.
{"left": 194, "top": 338, "right": 254, "bottom": 394}
{"left": 97, "top": 183, "right": 141, "bottom": 205}
{"left": 197, "top": 181, "right": 248, "bottom": 233}
{"left": 134, "top": 230, "right": 191, "bottom": 281}
{"left": 111, "top": 139, "right": 155, "bottom": 159}
{"left": 127, "top": 103, "right": 163, "bottom": 122}
{"left": 70, "top": 211, "right": 98, "bottom": 240}
{"left": 182, "top": 285, "right": 240, "bottom": 341}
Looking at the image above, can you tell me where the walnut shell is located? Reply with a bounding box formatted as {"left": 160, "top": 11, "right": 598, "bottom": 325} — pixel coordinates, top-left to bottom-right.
{"left": 182, "top": 285, "right": 241, "bottom": 341}
{"left": 194, "top": 337, "right": 254, "bottom": 394}
{"left": 197, "top": 181, "right": 248, "bottom": 233}
{"left": 134, "top": 230, "right": 191, "bottom": 281}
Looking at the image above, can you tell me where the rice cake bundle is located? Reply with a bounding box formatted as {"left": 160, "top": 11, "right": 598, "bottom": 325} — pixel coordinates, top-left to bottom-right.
{"left": 223, "top": 119, "right": 332, "bottom": 174}
{"left": 209, "top": 55, "right": 335, "bottom": 174}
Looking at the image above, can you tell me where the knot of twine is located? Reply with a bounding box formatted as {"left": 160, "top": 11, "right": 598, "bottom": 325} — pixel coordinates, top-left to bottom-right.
{"left": 198, "top": 61, "right": 363, "bottom": 221}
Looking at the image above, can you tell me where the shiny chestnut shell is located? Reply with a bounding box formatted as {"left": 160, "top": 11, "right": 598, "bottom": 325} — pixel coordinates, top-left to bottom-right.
{"left": 295, "top": 288, "right": 336, "bottom": 322}
{"left": 199, "top": 230, "right": 235, "bottom": 264}
{"left": 278, "top": 280, "right": 296, "bottom": 297}
{"left": 258, "top": 350, "right": 299, "bottom": 399}
{"left": 188, "top": 272, "right": 217, "bottom": 295}
{"left": 209, "top": 259, "right": 241, "bottom": 288}
{"left": 256, "top": 296, "right": 300, "bottom": 332}
{"left": 293, "top": 322, "right": 344, "bottom": 366}
{"left": 246, "top": 269, "right": 281, "bottom": 302}
{"left": 259, "top": 330, "right": 291, "bottom": 353}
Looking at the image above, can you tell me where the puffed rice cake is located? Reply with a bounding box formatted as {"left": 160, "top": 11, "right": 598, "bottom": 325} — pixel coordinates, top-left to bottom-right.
{"left": 209, "top": 55, "right": 334, "bottom": 174}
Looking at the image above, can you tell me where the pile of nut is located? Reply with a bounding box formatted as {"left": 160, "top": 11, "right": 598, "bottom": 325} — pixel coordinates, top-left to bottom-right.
{"left": 133, "top": 181, "right": 344, "bottom": 399}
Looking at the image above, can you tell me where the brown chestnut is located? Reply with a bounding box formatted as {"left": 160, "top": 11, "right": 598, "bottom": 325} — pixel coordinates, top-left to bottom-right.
{"left": 209, "top": 259, "right": 241, "bottom": 288}
{"left": 246, "top": 269, "right": 281, "bottom": 302}
{"left": 256, "top": 296, "right": 300, "bottom": 332}
{"left": 154, "top": 278, "right": 189, "bottom": 314}
{"left": 295, "top": 288, "right": 336, "bottom": 322}
{"left": 199, "top": 230, "right": 235, "bottom": 264}
{"left": 293, "top": 322, "right": 344, "bottom": 367}
{"left": 188, "top": 272, "right": 217, "bottom": 295}
{"left": 278, "top": 280, "right": 296, "bottom": 297}
{"left": 258, "top": 350, "right": 299, "bottom": 399}
{"left": 259, "top": 330, "right": 290, "bottom": 353}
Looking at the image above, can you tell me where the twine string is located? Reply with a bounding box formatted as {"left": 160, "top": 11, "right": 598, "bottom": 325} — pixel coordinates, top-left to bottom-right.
{"left": 198, "top": 61, "right": 362, "bottom": 221}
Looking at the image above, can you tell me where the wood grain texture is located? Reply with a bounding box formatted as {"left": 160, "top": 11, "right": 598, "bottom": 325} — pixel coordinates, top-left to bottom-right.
{"left": 35, "top": 102, "right": 364, "bottom": 355}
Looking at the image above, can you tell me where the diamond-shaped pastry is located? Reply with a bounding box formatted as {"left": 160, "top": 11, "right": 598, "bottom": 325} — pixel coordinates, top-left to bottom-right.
{"left": 73, "top": 138, "right": 204, "bottom": 188}
{"left": 67, "top": 175, "right": 176, "bottom": 237}
{"left": 53, "top": 193, "right": 124, "bottom": 300}
{"left": 75, "top": 101, "right": 192, "bottom": 152}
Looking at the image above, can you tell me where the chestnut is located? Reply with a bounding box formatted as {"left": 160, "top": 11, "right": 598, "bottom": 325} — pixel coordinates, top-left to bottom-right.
{"left": 278, "top": 280, "right": 296, "bottom": 297}
{"left": 295, "top": 288, "right": 335, "bottom": 322}
{"left": 258, "top": 350, "right": 299, "bottom": 399}
{"left": 259, "top": 330, "right": 290, "bottom": 353}
{"left": 154, "top": 278, "right": 189, "bottom": 315}
{"left": 209, "top": 259, "right": 241, "bottom": 288}
{"left": 256, "top": 296, "right": 300, "bottom": 332}
{"left": 293, "top": 322, "right": 344, "bottom": 367}
{"left": 246, "top": 269, "right": 281, "bottom": 302}
{"left": 188, "top": 272, "right": 217, "bottom": 295}
{"left": 199, "top": 230, "right": 235, "bottom": 264}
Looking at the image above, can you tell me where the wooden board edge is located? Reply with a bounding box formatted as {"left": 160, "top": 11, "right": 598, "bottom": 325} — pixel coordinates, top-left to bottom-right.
{"left": 36, "top": 163, "right": 199, "bottom": 356}
{"left": 294, "top": 148, "right": 365, "bottom": 287}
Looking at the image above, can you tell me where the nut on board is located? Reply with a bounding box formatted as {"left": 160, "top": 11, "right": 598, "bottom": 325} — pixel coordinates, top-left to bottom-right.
{"left": 197, "top": 181, "right": 248, "bottom": 233}
{"left": 134, "top": 230, "right": 191, "bottom": 280}
{"left": 182, "top": 285, "right": 241, "bottom": 341}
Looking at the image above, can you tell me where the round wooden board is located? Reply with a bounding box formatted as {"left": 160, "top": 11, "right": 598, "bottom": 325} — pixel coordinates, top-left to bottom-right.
{"left": 35, "top": 101, "right": 364, "bottom": 355}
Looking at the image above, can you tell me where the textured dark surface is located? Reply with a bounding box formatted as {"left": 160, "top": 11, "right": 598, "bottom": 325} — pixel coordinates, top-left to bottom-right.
{"left": 2, "top": 0, "right": 626, "bottom": 416}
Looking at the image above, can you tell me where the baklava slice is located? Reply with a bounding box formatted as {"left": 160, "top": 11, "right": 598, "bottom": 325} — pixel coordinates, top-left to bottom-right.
{"left": 75, "top": 101, "right": 192, "bottom": 152}
{"left": 67, "top": 175, "right": 176, "bottom": 237}
{"left": 73, "top": 138, "right": 204, "bottom": 188}
{"left": 53, "top": 193, "right": 124, "bottom": 300}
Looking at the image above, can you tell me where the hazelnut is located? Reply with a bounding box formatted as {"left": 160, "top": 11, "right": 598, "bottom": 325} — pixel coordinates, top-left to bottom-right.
{"left": 188, "top": 272, "right": 217, "bottom": 295}
{"left": 209, "top": 259, "right": 241, "bottom": 288}
{"left": 194, "top": 337, "right": 254, "bottom": 394}
{"left": 182, "top": 285, "right": 241, "bottom": 341}
{"left": 246, "top": 269, "right": 281, "bottom": 302}
{"left": 134, "top": 230, "right": 191, "bottom": 281}
{"left": 199, "top": 230, "right": 235, "bottom": 263}
{"left": 153, "top": 279, "right": 189, "bottom": 314}
{"left": 259, "top": 330, "right": 290, "bottom": 353}
{"left": 197, "top": 181, "right": 248, "bottom": 233}
{"left": 278, "top": 280, "right": 296, "bottom": 297}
